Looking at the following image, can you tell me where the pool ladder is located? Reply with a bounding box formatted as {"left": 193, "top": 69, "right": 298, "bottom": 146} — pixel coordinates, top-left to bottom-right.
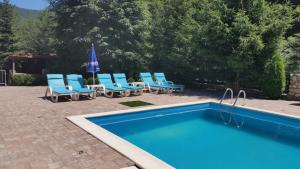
{"left": 219, "top": 88, "right": 246, "bottom": 128}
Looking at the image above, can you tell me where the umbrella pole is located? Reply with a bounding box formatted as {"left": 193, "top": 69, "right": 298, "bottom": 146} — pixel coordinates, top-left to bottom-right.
{"left": 93, "top": 72, "right": 95, "bottom": 85}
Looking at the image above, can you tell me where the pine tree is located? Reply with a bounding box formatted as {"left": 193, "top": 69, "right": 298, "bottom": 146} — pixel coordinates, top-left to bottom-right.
{"left": 50, "top": 0, "right": 147, "bottom": 75}
{"left": 0, "top": 0, "right": 14, "bottom": 67}
{"left": 147, "top": 0, "right": 194, "bottom": 81}
{"left": 15, "top": 10, "right": 54, "bottom": 54}
{"left": 96, "top": 0, "right": 147, "bottom": 76}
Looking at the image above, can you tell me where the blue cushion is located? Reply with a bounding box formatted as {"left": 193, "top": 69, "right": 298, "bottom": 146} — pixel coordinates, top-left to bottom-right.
{"left": 67, "top": 74, "right": 95, "bottom": 93}
{"left": 52, "top": 87, "right": 74, "bottom": 94}
{"left": 47, "top": 74, "right": 66, "bottom": 88}
{"left": 98, "top": 74, "right": 127, "bottom": 91}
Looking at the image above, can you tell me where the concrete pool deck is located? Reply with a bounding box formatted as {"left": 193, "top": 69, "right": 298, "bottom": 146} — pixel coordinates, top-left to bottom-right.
{"left": 0, "top": 86, "right": 299, "bottom": 169}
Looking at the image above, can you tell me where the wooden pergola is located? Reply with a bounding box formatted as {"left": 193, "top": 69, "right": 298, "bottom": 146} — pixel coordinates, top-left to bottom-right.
{"left": 8, "top": 52, "right": 56, "bottom": 78}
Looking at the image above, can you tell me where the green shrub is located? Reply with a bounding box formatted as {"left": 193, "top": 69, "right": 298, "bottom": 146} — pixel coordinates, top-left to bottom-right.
{"left": 127, "top": 77, "right": 136, "bottom": 83}
{"left": 262, "top": 53, "right": 286, "bottom": 99}
{"left": 14, "top": 74, "right": 36, "bottom": 86}
{"left": 84, "top": 77, "right": 99, "bottom": 85}
{"left": 13, "top": 74, "right": 46, "bottom": 86}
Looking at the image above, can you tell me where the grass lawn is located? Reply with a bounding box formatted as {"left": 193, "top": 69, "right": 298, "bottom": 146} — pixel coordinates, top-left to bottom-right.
{"left": 120, "top": 100, "right": 153, "bottom": 107}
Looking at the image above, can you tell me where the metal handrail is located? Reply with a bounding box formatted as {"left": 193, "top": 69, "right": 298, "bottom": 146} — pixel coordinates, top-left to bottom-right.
{"left": 233, "top": 90, "right": 246, "bottom": 106}
{"left": 219, "top": 89, "right": 246, "bottom": 128}
{"left": 219, "top": 88, "right": 233, "bottom": 104}
{"left": 0, "top": 70, "right": 6, "bottom": 86}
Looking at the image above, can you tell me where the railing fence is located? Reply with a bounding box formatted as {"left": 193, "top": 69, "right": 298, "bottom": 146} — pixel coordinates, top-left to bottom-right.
{"left": 0, "top": 69, "right": 7, "bottom": 86}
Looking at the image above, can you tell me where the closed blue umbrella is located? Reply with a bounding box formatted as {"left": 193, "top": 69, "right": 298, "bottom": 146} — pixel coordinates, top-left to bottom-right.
{"left": 87, "top": 43, "right": 100, "bottom": 85}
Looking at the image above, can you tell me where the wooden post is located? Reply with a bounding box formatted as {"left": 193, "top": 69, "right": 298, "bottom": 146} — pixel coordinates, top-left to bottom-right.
{"left": 12, "top": 60, "right": 15, "bottom": 76}
{"left": 12, "top": 60, "right": 15, "bottom": 84}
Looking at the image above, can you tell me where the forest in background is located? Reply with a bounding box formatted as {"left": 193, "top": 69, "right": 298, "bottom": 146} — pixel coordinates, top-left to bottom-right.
{"left": 0, "top": 0, "right": 300, "bottom": 98}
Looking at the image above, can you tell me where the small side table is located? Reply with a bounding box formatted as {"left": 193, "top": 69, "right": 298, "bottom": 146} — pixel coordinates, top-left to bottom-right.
{"left": 86, "top": 84, "right": 105, "bottom": 96}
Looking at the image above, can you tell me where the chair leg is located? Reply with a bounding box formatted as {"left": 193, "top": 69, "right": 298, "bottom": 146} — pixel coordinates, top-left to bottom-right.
{"left": 88, "top": 92, "right": 96, "bottom": 99}
{"left": 135, "top": 90, "right": 143, "bottom": 96}
{"left": 105, "top": 91, "right": 114, "bottom": 98}
{"left": 71, "top": 94, "right": 74, "bottom": 100}
{"left": 149, "top": 87, "right": 159, "bottom": 94}
{"left": 92, "top": 92, "right": 96, "bottom": 99}
{"left": 74, "top": 94, "right": 80, "bottom": 101}
{"left": 167, "top": 88, "right": 174, "bottom": 94}
{"left": 119, "top": 91, "right": 126, "bottom": 97}
{"left": 44, "top": 88, "right": 49, "bottom": 99}
{"left": 124, "top": 90, "right": 130, "bottom": 97}
{"left": 51, "top": 93, "right": 58, "bottom": 103}
{"left": 147, "top": 86, "right": 152, "bottom": 93}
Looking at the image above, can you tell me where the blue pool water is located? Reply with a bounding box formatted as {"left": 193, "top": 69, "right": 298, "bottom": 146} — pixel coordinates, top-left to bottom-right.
{"left": 88, "top": 103, "right": 300, "bottom": 169}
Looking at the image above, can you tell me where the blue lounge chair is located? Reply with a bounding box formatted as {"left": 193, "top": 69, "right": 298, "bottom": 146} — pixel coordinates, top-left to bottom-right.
{"left": 154, "top": 72, "right": 185, "bottom": 92}
{"left": 113, "top": 73, "right": 143, "bottom": 96}
{"left": 67, "top": 74, "right": 96, "bottom": 99}
{"left": 140, "top": 72, "right": 172, "bottom": 94}
{"left": 97, "top": 74, "right": 128, "bottom": 97}
{"left": 45, "top": 74, "right": 77, "bottom": 102}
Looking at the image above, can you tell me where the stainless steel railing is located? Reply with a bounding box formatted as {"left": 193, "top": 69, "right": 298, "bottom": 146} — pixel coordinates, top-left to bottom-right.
{"left": 0, "top": 70, "right": 6, "bottom": 86}
{"left": 219, "top": 88, "right": 233, "bottom": 104}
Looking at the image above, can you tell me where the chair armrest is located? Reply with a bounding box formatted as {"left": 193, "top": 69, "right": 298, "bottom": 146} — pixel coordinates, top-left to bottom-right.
{"left": 66, "top": 85, "right": 73, "bottom": 91}
{"left": 167, "top": 81, "right": 174, "bottom": 84}
{"left": 156, "top": 81, "right": 163, "bottom": 85}
{"left": 132, "top": 82, "right": 146, "bottom": 88}
{"left": 48, "top": 86, "right": 53, "bottom": 91}
{"left": 98, "top": 84, "right": 104, "bottom": 88}
{"left": 128, "top": 83, "right": 135, "bottom": 86}
{"left": 115, "top": 83, "right": 122, "bottom": 87}
{"left": 46, "top": 86, "right": 53, "bottom": 96}
{"left": 86, "top": 84, "right": 105, "bottom": 89}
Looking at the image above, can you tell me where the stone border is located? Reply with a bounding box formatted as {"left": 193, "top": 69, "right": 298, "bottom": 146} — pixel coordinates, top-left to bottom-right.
{"left": 67, "top": 100, "right": 300, "bottom": 169}
{"left": 288, "top": 74, "right": 300, "bottom": 100}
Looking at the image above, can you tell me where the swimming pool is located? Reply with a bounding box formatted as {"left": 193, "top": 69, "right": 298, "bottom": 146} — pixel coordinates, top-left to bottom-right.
{"left": 68, "top": 101, "right": 300, "bottom": 169}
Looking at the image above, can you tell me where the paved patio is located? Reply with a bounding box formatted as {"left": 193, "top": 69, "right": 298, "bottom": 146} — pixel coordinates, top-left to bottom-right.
{"left": 0, "top": 86, "right": 299, "bottom": 169}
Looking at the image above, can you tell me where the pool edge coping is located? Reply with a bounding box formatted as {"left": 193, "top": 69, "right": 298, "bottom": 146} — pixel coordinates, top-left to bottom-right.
{"left": 67, "top": 100, "right": 300, "bottom": 169}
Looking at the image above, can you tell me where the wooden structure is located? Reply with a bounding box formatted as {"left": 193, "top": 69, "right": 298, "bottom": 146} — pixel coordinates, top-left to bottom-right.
{"left": 8, "top": 52, "right": 56, "bottom": 83}
{"left": 9, "top": 52, "right": 56, "bottom": 75}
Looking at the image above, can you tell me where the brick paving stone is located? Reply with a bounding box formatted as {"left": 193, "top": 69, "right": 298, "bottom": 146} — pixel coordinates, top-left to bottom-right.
{"left": 0, "top": 86, "right": 299, "bottom": 169}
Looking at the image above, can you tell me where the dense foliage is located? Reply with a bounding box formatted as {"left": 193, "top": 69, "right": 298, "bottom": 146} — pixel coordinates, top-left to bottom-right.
{"left": 263, "top": 52, "right": 286, "bottom": 98}
{"left": 13, "top": 73, "right": 46, "bottom": 86}
{"left": 141, "top": 0, "right": 296, "bottom": 94}
{"left": 15, "top": 10, "right": 54, "bottom": 53}
{"left": 1, "top": 0, "right": 299, "bottom": 98}
{"left": 49, "top": 0, "right": 300, "bottom": 97}
{"left": 0, "top": 0, "right": 14, "bottom": 67}
{"left": 50, "top": 0, "right": 148, "bottom": 76}
{"left": 13, "top": 6, "right": 41, "bottom": 26}
{"left": 284, "top": 33, "right": 300, "bottom": 73}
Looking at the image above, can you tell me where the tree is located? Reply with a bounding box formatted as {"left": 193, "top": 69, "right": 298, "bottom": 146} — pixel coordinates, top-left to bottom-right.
{"left": 50, "top": 0, "right": 148, "bottom": 76}
{"left": 0, "top": 0, "right": 14, "bottom": 67}
{"left": 283, "top": 33, "right": 300, "bottom": 73}
{"left": 263, "top": 52, "right": 286, "bottom": 98}
{"left": 15, "top": 10, "right": 55, "bottom": 54}
{"left": 189, "top": 0, "right": 294, "bottom": 90}
{"left": 48, "top": 0, "right": 298, "bottom": 96}
{"left": 146, "top": 0, "right": 198, "bottom": 83}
